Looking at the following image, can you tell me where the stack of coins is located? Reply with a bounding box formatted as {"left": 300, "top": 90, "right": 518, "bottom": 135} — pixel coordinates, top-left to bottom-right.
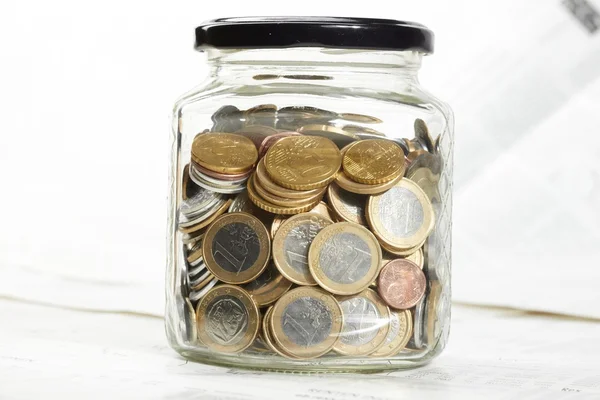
{"left": 176, "top": 104, "right": 442, "bottom": 360}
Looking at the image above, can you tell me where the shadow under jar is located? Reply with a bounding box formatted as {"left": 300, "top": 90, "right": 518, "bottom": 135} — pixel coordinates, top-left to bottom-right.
{"left": 166, "top": 17, "right": 454, "bottom": 373}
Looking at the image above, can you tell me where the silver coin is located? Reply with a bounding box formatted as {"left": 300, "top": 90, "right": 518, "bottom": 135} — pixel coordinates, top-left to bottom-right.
{"left": 180, "top": 245, "right": 190, "bottom": 299}
{"left": 318, "top": 232, "right": 372, "bottom": 285}
{"left": 189, "top": 167, "right": 247, "bottom": 195}
{"left": 281, "top": 297, "right": 333, "bottom": 347}
{"left": 190, "top": 164, "right": 249, "bottom": 186}
{"left": 181, "top": 182, "right": 222, "bottom": 217}
{"left": 378, "top": 187, "right": 425, "bottom": 239}
{"left": 409, "top": 296, "right": 426, "bottom": 349}
{"left": 188, "top": 255, "right": 204, "bottom": 268}
{"left": 182, "top": 230, "right": 205, "bottom": 246}
{"left": 178, "top": 198, "right": 228, "bottom": 227}
{"left": 414, "top": 118, "right": 435, "bottom": 154}
{"left": 189, "top": 269, "right": 212, "bottom": 288}
{"left": 188, "top": 262, "right": 206, "bottom": 278}
{"left": 282, "top": 217, "right": 332, "bottom": 279}
{"left": 178, "top": 195, "right": 222, "bottom": 224}
{"left": 211, "top": 105, "right": 243, "bottom": 132}
{"left": 338, "top": 296, "right": 380, "bottom": 346}
{"left": 190, "top": 277, "right": 219, "bottom": 302}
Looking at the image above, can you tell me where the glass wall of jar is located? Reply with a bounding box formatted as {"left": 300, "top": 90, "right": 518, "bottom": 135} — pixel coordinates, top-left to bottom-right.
{"left": 166, "top": 17, "right": 454, "bottom": 372}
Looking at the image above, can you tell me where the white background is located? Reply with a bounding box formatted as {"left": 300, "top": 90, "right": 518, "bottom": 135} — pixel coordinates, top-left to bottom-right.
{"left": 1, "top": 1, "right": 600, "bottom": 397}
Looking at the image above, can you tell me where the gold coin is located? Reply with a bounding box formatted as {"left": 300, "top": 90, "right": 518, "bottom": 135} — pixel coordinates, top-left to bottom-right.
{"left": 383, "top": 247, "right": 425, "bottom": 269}
{"left": 297, "top": 124, "right": 359, "bottom": 148}
{"left": 270, "top": 215, "right": 288, "bottom": 238}
{"left": 251, "top": 174, "right": 323, "bottom": 207}
{"left": 186, "top": 244, "right": 203, "bottom": 264}
{"left": 242, "top": 262, "right": 293, "bottom": 307}
{"left": 191, "top": 133, "right": 258, "bottom": 174}
{"left": 202, "top": 212, "right": 270, "bottom": 284}
{"left": 338, "top": 113, "right": 383, "bottom": 124}
{"left": 327, "top": 183, "right": 367, "bottom": 226}
{"left": 261, "top": 306, "right": 298, "bottom": 359}
{"left": 255, "top": 158, "right": 326, "bottom": 199}
{"left": 247, "top": 175, "right": 321, "bottom": 215}
{"left": 264, "top": 136, "right": 342, "bottom": 190}
{"left": 308, "top": 222, "right": 382, "bottom": 295}
{"left": 333, "top": 289, "right": 390, "bottom": 356}
{"left": 272, "top": 212, "right": 333, "bottom": 286}
{"left": 335, "top": 170, "right": 404, "bottom": 195}
{"left": 178, "top": 199, "right": 232, "bottom": 234}
{"left": 270, "top": 287, "right": 343, "bottom": 359}
{"left": 380, "top": 239, "right": 426, "bottom": 257}
{"left": 196, "top": 284, "right": 260, "bottom": 353}
{"left": 366, "top": 178, "right": 434, "bottom": 251}
{"left": 343, "top": 139, "right": 405, "bottom": 185}
{"left": 370, "top": 309, "right": 413, "bottom": 357}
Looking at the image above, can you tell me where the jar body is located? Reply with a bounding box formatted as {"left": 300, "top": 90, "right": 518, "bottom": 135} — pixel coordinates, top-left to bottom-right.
{"left": 166, "top": 48, "right": 453, "bottom": 372}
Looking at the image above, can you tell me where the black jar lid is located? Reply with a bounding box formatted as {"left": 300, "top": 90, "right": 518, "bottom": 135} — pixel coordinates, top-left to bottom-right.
{"left": 195, "top": 17, "right": 434, "bottom": 53}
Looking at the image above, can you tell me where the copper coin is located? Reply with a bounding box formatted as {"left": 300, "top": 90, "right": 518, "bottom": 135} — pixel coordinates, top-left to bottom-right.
{"left": 377, "top": 259, "right": 426, "bottom": 310}
{"left": 258, "top": 131, "right": 302, "bottom": 158}
{"left": 191, "top": 161, "right": 252, "bottom": 181}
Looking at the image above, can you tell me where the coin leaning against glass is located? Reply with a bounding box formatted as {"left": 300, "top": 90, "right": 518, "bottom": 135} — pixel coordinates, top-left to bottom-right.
{"left": 370, "top": 309, "right": 413, "bottom": 357}
{"left": 366, "top": 178, "right": 434, "bottom": 251}
{"left": 264, "top": 136, "right": 342, "bottom": 191}
{"left": 414, "top": 118, "right": 436, "bottom": 154}
{"left": 308, "top": 222, "right": 382, "bottom": 295}
{"left": 333, "top": 288, "right": 390, "bottom": 356}
{"left": 270, "top": 286, "right": 343, "bottom": 359}
{"left": 191, "top": 132, "right": 258, "bottom": 174}
{"left": 342, "top": 139, "right": 405, "bottom": 185}
{"left": 377, "top": 259, "right": 427, "bottom": 310}
{"left": 272, "top": 212, "right": 334, "bottom": 286}
{"left": 202, "top": 212, "right": 271, "bottom": 284}
{"left": 196, "top": 284, "right": 260, "bottom": 354}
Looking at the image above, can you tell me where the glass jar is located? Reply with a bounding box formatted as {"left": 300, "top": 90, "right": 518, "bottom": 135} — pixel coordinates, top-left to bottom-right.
{"left": 166, "top": 17, "right": 453, "bottom": 372}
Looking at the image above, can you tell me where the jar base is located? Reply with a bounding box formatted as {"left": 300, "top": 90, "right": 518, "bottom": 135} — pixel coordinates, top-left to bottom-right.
{"left": 174, "top": 344, "right": 437, "bottom": 374}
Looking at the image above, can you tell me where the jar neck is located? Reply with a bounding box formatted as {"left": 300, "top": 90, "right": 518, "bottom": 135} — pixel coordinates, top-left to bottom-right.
{"left": 205, "top": 48, "right": 423, "bottom": 85}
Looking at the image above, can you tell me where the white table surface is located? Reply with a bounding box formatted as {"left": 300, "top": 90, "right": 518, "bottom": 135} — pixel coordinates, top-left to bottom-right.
{"left": 2, "top": 298, "right": 599, "bottom": 400}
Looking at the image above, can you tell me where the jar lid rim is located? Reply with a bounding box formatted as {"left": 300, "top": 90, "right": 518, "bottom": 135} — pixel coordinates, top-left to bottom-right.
{"left": 195, "top": 17, "right": 434, "bottom": 53}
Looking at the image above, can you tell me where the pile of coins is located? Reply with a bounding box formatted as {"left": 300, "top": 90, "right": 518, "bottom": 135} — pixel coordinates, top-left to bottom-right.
{"left": 177, "top": 104, "right": 442, "bottom": 360}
